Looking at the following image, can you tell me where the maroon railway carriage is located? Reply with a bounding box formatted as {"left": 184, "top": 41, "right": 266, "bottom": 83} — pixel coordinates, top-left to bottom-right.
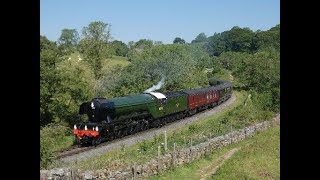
{"left": 183, "top": 86, "right": 219, "bottom": 115}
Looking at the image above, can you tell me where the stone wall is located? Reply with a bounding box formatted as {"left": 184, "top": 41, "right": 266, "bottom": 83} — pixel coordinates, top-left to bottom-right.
{"left": 40, "top": 115, "right": 280, "bottom": 180}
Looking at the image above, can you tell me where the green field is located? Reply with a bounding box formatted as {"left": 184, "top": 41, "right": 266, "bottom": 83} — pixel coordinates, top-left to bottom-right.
{"left": 151, "top": 124, "right": 280, "bottom": 180}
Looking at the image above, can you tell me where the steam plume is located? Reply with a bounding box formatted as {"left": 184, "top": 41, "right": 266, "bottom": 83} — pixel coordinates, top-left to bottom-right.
{"left": 144, "top": 76, "right": 165, "bottom": 93}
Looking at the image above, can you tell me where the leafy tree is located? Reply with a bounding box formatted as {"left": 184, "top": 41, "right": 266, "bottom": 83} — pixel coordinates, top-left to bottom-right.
{"left": 191, "top": 33, "right": 207, "bottom": 43}
{"left": 173, "top": 37, "right": 186, "bottom": 44}
{"left": 134, "top": 39, "right": 153, "bottom": 49}
{"left": 230, "top": 49, "right": 280, "bottom": 111}
{"left": 111, "top": 40, "right": 129, "bottom": 57}
{"left": 54, "top": 56, "right": 95, "bottom": 125}
{"left": 216, "top": 51, "right": 251, "bottom": 70}
{"left": 223, "top": 26, "right": 255, "bottom": 53}
{"left": 79, "top": 21, "right": 112, "bottom": 80}
{"left": 188, "top": 43, "right": 213, "bottom": 69}
{"left": 127, "top": 39, "right": 153, "bottom": 61}
{"left": 206, "top": 33, "right": 226, "bottom": 56}
{"left": 40, "top": 35, "right": 62, "bottom": 126}
{"left": 154, "top": 41, "right": 163, "bottom": 46}
{"left": 57, "top": 28, "right": 79, "bottom": 53}
{"left": 253, "top": 24, "right": 280, "bottom": 51}
{"left": 41, "top": 35, "right": 96, "bottom": 126}
{"left": 128, "top": 41, "right": 135, "bottom": 49}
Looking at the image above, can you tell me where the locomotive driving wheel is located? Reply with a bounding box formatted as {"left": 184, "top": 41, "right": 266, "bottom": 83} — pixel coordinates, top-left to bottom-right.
{"left": 92, "top": 137, "right": 102, "bottom": 147}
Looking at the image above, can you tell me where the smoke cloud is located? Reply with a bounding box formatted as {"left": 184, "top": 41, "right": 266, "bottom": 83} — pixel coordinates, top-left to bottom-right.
{"left": 144, "top": 76, "right": 165, "bottom": 93}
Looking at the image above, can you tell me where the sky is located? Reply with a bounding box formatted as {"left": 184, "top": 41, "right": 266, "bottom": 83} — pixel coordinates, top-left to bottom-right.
{"left": 40, "top": 0, "right": 280, "bottom": 44}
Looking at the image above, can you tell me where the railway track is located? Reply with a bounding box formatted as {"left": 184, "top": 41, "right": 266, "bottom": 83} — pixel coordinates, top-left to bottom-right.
{"left": 57, "top": 94, "right": 236, "bottom": 160}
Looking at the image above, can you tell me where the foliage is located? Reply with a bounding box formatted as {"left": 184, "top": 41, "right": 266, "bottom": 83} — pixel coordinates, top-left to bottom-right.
{"left": 206, "top": 33, "right": 226, "bottom": 56}
{"left": 223, "top": 26, "right": 255, "bottom": 53}
{"left": 127, "top": 39, "right": 154, "bottom": 61}
{"left": 253, "top": 24, "right": 280, "bottom": 51}
{"left": 110, "top": 40, "right": 129, "bottom": 57}
{"left": 173, "top": 37, "right": 186, "bottom": 44}
{"left": 55, "top": 57, "right": 95, "bottom": 124}
{"left": 205, "top": 24, "right": 280, "bottom": 56}
{"left": 57, "top": 28, "right": 79, "bottom": 54}
{"left": 41, "top": 35, "right": 96, "bottom": 126}
{"left": 79, "top": 21, "right": 112, "bottom": 79}
{"left": 191, "top": 32, "right": 207, "bottom": 44}
{"left": 40, "top": 35, "right": 63, "bottom": 126}
{"left": 40, "top": 124, "right": 74, "bottom": 169}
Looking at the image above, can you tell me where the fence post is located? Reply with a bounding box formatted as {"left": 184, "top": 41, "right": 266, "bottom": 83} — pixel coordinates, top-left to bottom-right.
{"left": 158, "top": 145, "right": 161, "bottom": 172}
{"left": 231, "top": 125, "right": 233, "bottom": 144}
{"left": 132, "top": 163, "right": 136, "bottom": 180}
{"left": 164, "top": 130, "right": 167, "bottom": 152}
{"left": 173, "top": 142, "right": 176, "bottom": 167}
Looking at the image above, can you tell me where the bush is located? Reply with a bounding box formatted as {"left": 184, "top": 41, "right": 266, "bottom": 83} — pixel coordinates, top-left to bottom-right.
{"left": 40, "top": 124, "right": 74, "bottom": 169}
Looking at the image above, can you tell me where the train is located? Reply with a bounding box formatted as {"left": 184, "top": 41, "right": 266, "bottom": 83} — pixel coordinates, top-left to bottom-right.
{"left": 72, "top": 79, "right": 232, "bottom": 146}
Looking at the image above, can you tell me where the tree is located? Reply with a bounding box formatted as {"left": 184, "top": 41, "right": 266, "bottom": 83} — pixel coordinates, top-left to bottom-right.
{"left": 173, "top": 37, "right": 186, "bottom": 44}
{"left": 79, "top": 21, "right": 112, "bottom": 80}
{"left": 57, "top": 28, "right": 79, "bottom": 53}
{"left": 40, "top": 35, "right": 62, "bottom": 126}
{"left": 82, "top": 21, "right": 111, "bottom": 42}
{"left": 134, "top": 39, "right": 153, "bottom": 49}
{"left": 111, "top": 40, "right": 129, "bottom": 57}
{"left": 206, "top": 33, "right": 226, "bottom": 56}
{"left": 154, "top": 41, "right": 163, "bottom": 46}
{"left": 253, "top": 24, "right": 280, "bottom": 51}
{"left": 191, "top": 33, "right": 207, "bottom": 43}
{"left": 128, "top": 41, "right": 135, "bottom": 49}
{"left": 230, "top": 50, "right": 280, "bottom": 111}
{"left": 222, "top": 26, "right": 255, "bottom": 53}
{"left": 127, "top": 39, "right": 153, "bottom": 61}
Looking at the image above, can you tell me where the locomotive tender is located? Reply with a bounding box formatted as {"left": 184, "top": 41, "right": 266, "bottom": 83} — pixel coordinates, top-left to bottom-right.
{"left": 73, "top": 79, "right": 232, "bottom": 146}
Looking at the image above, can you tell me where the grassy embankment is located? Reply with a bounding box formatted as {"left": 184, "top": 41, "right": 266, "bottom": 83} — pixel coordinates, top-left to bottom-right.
{"left": 150, "top": 123, "right": 280, "bottom": 180}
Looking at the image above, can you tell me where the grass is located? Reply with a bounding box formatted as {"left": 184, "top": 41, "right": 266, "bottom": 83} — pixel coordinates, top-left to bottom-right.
{"left": 103, "top": 55, "right": 130, "bottom": 67}
{"left": 54, "top": 90, "right": 274, "bottom": 170}
{"left": 66, "top": 52, "right": 130, "bottom": 68}
{"left": 151, "top": 123, "right": 280, "bottom": 180}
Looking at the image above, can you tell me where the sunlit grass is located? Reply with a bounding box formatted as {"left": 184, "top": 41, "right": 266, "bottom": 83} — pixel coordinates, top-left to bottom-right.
{"left": 151, "top": 124, "right": 280, "bottom": 180}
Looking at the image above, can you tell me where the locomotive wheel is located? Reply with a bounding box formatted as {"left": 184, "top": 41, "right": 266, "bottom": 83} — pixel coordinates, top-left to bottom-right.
{"left": 92, "top": 137, "right": 101, "bottom": 147}
{"left": 92, "top": 139, "right": 97, "bottom": 147}
{"left": 128, "top": 126, "right": 134, "bottom": 135}
{"left": 141, "top": 121, "right": 149, "bottom": 131}
{"left": 95, "top": 137, "right": 102, "bottom": 145}
{"left": 108, "top": 134, "right": 115, "bottom": 141}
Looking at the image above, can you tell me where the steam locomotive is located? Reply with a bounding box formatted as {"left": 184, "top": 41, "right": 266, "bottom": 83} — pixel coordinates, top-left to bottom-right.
{"left": 73, "top": 79, "right": 232, "bottom": 146}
